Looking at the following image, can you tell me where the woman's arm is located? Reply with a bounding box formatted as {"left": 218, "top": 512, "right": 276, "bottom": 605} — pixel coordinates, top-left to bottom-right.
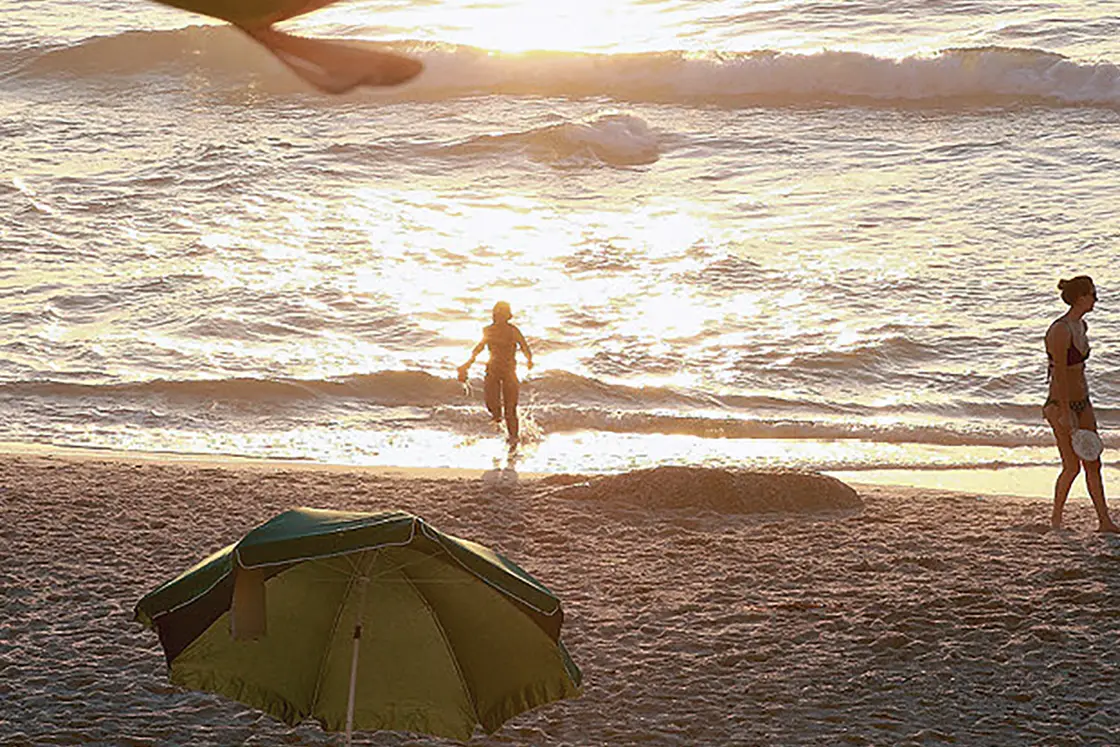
{"left": 516, "top": 328, "right": 533, "bottom": 370}
{"left": 1047, "top": 322, "right": 1072, "bottom": 430}
{"left": 458, "top": 330, "right": 488, "bottom": 379}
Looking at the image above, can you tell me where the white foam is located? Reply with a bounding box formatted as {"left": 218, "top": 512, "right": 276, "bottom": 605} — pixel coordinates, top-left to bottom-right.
{"left": 412, "top": 44, "right": 1120, "bottom": 106}
{"left": 550, "top": 113, "right": 659, "bottom": 165}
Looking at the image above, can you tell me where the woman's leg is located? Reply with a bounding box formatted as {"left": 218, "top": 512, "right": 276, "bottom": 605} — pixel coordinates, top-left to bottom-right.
{"left": 502, "top": 374, "right": 521, "bottom": 443}
{"left": 484, "top": 370, "right": 503, "bottom": 423}
{"left": 1044, "top": 402, "right": 1081, "bottom": 528}
{"left": 1075, "top": 404, "right": 1119, "bottom": 532}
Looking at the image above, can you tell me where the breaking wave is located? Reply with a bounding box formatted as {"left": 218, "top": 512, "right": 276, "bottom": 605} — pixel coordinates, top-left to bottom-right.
{"left": 0, "top": 371, "right": 464, "bottom": 407}
{"left": 0, "top": 370, "right": 1089, "bottom": 449}
{"left": 10, "top": 27, "right": 1120, "bottom": 108}
{"left": 445, "top": 113, "right": 660, "bottom": 166}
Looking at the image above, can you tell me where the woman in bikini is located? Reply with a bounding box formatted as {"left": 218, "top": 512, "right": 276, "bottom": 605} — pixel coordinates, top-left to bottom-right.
{"left": 1043, "top": 275, "right": 1119, "bottom": 532}
{"left": 458, "top": 301, "right": 533, "bottom": 446}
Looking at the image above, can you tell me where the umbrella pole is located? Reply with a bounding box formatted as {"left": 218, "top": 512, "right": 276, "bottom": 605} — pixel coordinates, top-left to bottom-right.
{"left": 345, "top": 574, "right": 369, "bottom": 747}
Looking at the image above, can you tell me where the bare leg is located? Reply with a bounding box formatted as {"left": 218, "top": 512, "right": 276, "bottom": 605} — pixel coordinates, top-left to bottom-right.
{"left": 503, "top": 375, "right": 521, "bottom": 444}
{"left": 1053, "top": 466, "right": 1078, "bottom": 529}
{"left": 1045, "top": 403, "right": 1080, "bottom": 529}
{"left": 1083, "top": 460, "right": 1119, "bottom": 532}
{"left": 1072, "top": 403, "right": 1118, "bottom": 533}
{"left": 484, "top": 370, "right": 502, "bottom": 424}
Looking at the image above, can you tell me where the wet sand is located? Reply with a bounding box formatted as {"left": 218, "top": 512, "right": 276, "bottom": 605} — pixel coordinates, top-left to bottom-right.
{"left": 4, "top": 449, "right": 1120, "bottom": 745}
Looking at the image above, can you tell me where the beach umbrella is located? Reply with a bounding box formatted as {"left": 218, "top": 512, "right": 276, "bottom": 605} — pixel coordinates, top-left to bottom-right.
{"left": 148, "top": 0, "right": 423, "bottom": 92}
{"left": 134, "top": 508, "right": 582, "bottom": 743}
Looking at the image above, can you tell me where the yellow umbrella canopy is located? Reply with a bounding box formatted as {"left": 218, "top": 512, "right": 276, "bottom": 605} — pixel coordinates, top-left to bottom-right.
{"left": 135, "top": 508, "right": 582, "bottom": 743}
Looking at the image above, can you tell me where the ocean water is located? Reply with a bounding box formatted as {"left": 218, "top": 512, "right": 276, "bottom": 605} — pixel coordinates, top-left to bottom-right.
{"left": 2, "top": 0, "right": 1119, "bottom": 477}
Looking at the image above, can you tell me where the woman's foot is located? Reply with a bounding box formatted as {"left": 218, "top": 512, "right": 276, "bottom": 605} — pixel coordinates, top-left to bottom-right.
{"left": 1096, "top": 521, "right": 1120, "bottom": 533}
{"left": 243, "top": 27, "right": 423, "bottom": 93}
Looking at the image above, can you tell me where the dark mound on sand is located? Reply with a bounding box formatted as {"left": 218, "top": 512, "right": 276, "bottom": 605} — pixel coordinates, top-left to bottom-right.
{"left": 542, "top": 465, "right": 862, "bottom": 513}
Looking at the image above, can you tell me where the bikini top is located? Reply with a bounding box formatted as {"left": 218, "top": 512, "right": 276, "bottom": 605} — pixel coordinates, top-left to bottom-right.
{"left": 1047, "top": 318, "right": 1090, "bottom": 368}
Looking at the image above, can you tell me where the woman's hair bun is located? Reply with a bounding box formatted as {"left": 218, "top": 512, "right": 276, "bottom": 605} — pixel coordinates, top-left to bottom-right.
{"left": 1058, "top": 275, "right": 1094, "bottom": 305}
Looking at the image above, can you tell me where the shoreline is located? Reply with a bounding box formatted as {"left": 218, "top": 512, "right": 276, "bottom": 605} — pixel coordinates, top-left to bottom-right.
{"left": 0, "top": 440, "right": 542, "bottom": 481}
{"left": 829, "top": 464, "right": 1120, "bottom": 502}
{"left": 3, "top": 439, "right": 1117, "bottom": 503}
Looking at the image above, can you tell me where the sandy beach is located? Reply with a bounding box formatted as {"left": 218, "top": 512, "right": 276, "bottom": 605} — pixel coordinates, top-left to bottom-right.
{"left": 4, "top": 449, "right": 1120, "bottom": 746}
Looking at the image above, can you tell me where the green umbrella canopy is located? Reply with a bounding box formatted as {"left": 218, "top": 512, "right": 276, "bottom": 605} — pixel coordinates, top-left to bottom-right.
{"left": 135, "top": 508, "right": 582, "bottom": 741}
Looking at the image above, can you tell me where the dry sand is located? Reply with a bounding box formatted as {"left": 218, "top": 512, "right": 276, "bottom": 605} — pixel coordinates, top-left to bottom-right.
{"left": 4, "top": 450, "right": 1120, "bottom": 745}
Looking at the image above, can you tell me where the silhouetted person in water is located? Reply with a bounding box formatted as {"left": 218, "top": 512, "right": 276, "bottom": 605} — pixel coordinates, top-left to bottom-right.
{"left": 1044, "top": 275, "right": 1119, "bottom": 532}
{"left": 458, "top": 302, "right": 533, "bottom": 445}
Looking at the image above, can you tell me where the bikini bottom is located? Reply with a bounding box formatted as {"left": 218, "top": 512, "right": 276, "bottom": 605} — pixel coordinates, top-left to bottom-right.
{"left": 1043, "top": 396, "right": 1091, "bottom": 413}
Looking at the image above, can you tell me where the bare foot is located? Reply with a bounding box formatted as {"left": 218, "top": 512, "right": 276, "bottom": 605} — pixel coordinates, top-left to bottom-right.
{"left": 244, "top": 27, "right": 423, "bottom": 93}
{"left": 1096, "top": 522, "right": 1120, "bottom": 534}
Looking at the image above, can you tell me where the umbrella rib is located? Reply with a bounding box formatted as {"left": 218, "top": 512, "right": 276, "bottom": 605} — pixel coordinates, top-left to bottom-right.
{"left": 310, "top": 550, "right": 375, "bottom": 716}
{"left": 399, "top": 569, "right": 482, "bottom": 727}
{"left": 419, "top": 523, "right": 561, "bottom": 617}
